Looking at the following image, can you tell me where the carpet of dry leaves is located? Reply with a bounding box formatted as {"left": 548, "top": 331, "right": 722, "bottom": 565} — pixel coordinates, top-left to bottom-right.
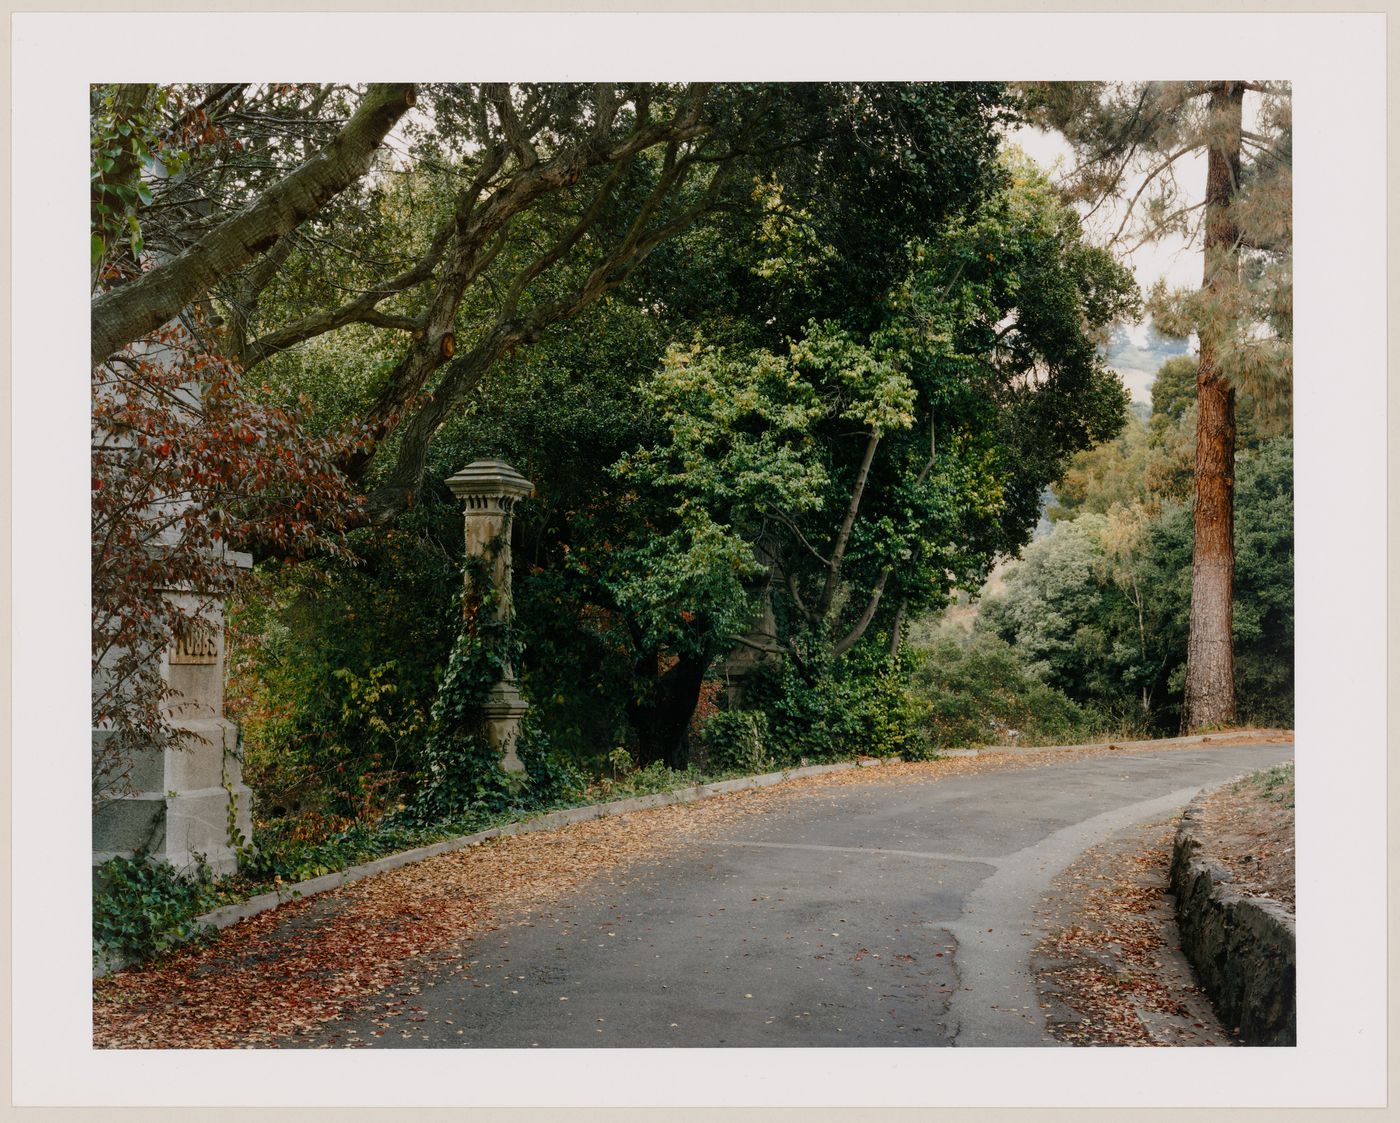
{"left": 1034, "top": 819, "right": 1236, "bottom": 1047}
{"left": 1034, "top": 753, "right": 1295, "bottom": 1047}
{"left": 93, "top": 732, "right": 1289, "bottom": 1049}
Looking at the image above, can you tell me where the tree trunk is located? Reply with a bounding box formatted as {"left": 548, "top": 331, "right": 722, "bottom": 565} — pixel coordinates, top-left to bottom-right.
{"left": 818, "top": 429, "right": 881, "bottom": 619}
{"left": 888, "top": 598, "right": 908, "bottom": 660}
{"left": 1182, "top": 82, "right": 1244, "bottom": 732}
{"left": 626, "top": 647, "right": 711, "bottom": 770}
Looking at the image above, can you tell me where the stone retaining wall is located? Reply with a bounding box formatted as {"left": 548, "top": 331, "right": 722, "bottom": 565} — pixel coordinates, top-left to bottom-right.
{"left": 1169, "top": 796, "right": 1296, "bottom": 1045}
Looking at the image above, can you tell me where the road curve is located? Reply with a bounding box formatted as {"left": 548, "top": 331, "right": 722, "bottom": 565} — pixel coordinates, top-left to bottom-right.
{"left": 301, "top": 743, "right": 1292, "bottom": 1049}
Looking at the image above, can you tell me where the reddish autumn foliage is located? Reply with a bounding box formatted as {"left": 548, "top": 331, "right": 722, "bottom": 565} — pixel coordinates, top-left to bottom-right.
{"left": 689, "top": 679, "right": 722, "bottom": 738}
{"left": 92, "top": 319, "right": 364, "bottom": 801}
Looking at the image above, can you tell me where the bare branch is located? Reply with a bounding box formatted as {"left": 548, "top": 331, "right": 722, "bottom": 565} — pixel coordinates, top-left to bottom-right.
{"left": 1108, "top": 144, "right": 1195, "bottom": 245}
{"left": 239, "top": 222, "right": 452, "bottom": 368}
{"left": 785, "top": 567, "right": 819, "bottom": 627}
{"left": 832, "top": 567, "right": 892, "bottom": 658}
{"left": 502, "top": 157, "right": 630, "bottom": 313}
{"left": 761, "top": 503, "right": 832, "bottom": 568}
{"left": 485, "top": 84, "right": 538, "bottom": 167}
{"left": 727, "top": 634, "right": 789, "bottom": 657}
{"left": 1122, "top": 200, "right": 1208, "bottom": 253}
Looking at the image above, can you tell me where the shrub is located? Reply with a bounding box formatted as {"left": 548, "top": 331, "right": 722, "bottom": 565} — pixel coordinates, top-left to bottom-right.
{"left": 905, "top": 629, "right": 1112, "bottom": 751}
{"left": 240, "top": 818, "right": 387, "bottom": 884}
{"left": 700, "top": 709, "right": 773, "bottom": 775}
{"left": 745, "top": 643, "right": 926, "bottom": 764}
{"left": 588, "top": 760, "right": 708, "bottom": 800}
{"left": 93, "top": 851, "right": 220, "bottom": 964}
{"left": 518, "top": 718, "right": 588, "bottom": 808}
{"left": 226, "top": 504, "right": 464, "bottom": 822}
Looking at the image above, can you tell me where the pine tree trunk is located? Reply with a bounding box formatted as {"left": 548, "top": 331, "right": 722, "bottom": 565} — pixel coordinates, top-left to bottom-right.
{"left": 1182, "top": 82, "right": 1244, "bottom": 732}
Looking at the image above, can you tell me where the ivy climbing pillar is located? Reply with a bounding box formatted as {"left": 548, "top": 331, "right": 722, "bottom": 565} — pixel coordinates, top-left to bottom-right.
{"left": 446, "top": 460, "right": 533, "bottom": 773}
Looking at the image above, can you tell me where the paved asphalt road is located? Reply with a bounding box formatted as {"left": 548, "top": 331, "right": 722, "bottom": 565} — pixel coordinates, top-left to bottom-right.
{"left": 303, "top": 743, "right": 1292, "bottom": 1049}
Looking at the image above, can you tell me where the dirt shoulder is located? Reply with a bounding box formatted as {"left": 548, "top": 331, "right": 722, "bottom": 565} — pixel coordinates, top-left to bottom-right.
{"left": 1191, "top": 763, "right": 1295, "bottom": 909}
{"left": 1033, "top": 817, "right": 1235, "bottom": 1046}
{"left": 1032, "top": 758, "right": 1296, "bottom": 1046}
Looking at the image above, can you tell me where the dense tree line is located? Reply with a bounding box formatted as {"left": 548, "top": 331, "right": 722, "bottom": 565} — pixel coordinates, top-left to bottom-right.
{"left": 973, "top": 359, "right": 1292, "bottom": 734}
{"left": 1020, "top": 80, "right": 1291, "bottom": 730}
{"left": 91, "top": 80, "right": 1291, "bottom": 859}
{"left": 175, "top": 82, "right": 1138, "bottom": 826}
{"left": 93, "top": 81, "right": 1012, "bottom": 809}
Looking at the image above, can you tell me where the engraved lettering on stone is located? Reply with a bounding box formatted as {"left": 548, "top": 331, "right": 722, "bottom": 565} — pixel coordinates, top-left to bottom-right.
{"left": 170, "top": 617, "right": 218, "bottom": 665}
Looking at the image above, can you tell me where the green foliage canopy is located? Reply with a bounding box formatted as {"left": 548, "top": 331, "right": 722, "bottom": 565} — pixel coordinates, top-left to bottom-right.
{"left": 624, "top": 156, "right": 1138, "bottom": 671}
{"left": 980, "top": 435, "right": 1293, "bottom": 729}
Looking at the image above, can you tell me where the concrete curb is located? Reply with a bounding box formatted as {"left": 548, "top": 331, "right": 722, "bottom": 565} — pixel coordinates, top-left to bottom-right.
{"left": 94, "top": 757, "right": 900, "bottom": 978}
{"left": 1169, "top": 790, "right": 1296, "bottom": 1045}
{"left": 195, "top": 758, "right": 900, "bottom": 929}
{"left": 95, "top": 731, "right": 1291, "bottom": 978}
{"left": 977, "top": 729, "right": 1292, "bottom": 756}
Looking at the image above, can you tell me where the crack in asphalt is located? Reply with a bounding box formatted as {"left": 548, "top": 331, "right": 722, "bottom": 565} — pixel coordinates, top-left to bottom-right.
{"left": 276, "top": 744, "right": 1294, "bottom": 1049}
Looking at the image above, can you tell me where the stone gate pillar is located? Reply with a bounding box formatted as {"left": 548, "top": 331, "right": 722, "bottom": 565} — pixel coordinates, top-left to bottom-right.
{"left": 92, "top": 559, "right": 256, "bottom": 880}
{"left": 446, "top": 460, "right": 533, "bottom": 773}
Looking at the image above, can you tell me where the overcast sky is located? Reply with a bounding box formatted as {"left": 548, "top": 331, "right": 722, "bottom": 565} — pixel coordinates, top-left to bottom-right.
{"left": 1009, "top": 125, "right": 1200, "bottom": 403}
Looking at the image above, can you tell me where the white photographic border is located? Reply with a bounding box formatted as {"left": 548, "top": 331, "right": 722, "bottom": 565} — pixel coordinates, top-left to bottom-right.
{"left": 9, "top": 10, "right": 1387, "bottom": 1111}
